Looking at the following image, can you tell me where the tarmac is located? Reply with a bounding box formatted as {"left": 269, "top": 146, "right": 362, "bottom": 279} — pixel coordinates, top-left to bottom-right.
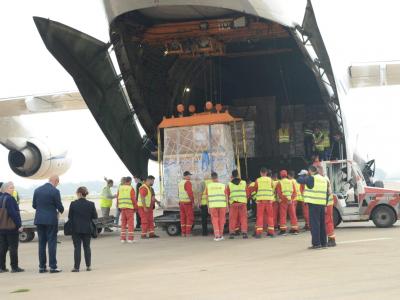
{"left": 1, "top": 218, "right": 400, "bottom": 300}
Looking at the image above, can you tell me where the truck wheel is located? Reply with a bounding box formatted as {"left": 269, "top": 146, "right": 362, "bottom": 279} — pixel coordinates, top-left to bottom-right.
{"left": 166, "top": 223, "right": 181, "bottom": 236}
{"left": 372, "top": 206, "right": 396, "bottom": 228}
{"left": 374, "top": 180, "right": 384, "bottom": 188}
{"left": 19, "top": 231, "right": 35, "bottom": 243}
{"left": 333, "top": 208, "right": 342, "bottom": 227}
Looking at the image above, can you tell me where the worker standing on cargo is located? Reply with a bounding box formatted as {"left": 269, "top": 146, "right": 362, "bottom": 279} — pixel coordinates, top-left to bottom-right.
{"left": 138, "top": 176, "right": 159, "bottom": 239}
{"left": 304, "top": 123, "right": 315, "bottom": 161}
{"left": 178, "top": 171, "right": 195, "bottom": 237}
{"left": 278, "top": 125, "right": 290, "bottom": 157}
{"left": 206, "top": 172, "right": 228, "bottom": 241}
{"left": 276, "top": 170, "right": 298, "bottom": 235}
{"left": 314, "top": 126, "right": 325, "bottom": 161}
{"left": 322, "top": 128, "right": 331, "bottom": 161}
{"left": 297, "top": 170, "right": 310, "bottom": 230}
{"left": 297, "top": 166, "right": 329, "bottom": 249}
{"left": 252, "top": 167, "right": 275, "bottom": 238}
{"left": 272, "top": 172, "right": 280, "bottom": 231}
{"left": 227, "top": 170, "right": 249, "bottom": 239}
{"left": 200, "top": 177, "right": 212, "bottom": 236}
{"left": 117, "top": 176, "right": 136, "bottom": 243}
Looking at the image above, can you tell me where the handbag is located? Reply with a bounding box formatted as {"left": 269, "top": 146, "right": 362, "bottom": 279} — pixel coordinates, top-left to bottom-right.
{"left": 64, "top": 219, "right": 73, "bottom": 236}
{"left": 91, "top": 221, "right": 98, "bottom": 239}
{"left": 0, "top": 196, "right": 17, "bottom": 230}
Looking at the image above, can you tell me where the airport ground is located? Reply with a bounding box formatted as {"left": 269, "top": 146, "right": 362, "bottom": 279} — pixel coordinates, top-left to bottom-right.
{"left": 1, "top": 200, "right": 400, "bottom": 300}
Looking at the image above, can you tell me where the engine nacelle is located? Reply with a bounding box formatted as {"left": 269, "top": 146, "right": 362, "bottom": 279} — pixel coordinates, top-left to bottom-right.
{"left": 7, "top": 138, "right": 71, "bottom": 179}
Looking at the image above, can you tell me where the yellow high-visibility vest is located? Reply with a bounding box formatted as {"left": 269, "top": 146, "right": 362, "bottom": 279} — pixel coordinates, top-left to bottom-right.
{"left": 138, "top": 184, "right": 152, "bottom": 208}
{"left": 293, "top": 180, "right": 303, "bottom": 202}
{"left": 100, "top": 186, "right": 113, "bottom": 208}
{"left": 207, "top": 182, "right": 226, "bottom": 208}
{"left": 178, "top": 180, "right": 191, "bottom": 203}
{"left": 304, "top": 174, "right": 328, "bottom": 206}
{"left": 249, "top": 182, "right": 256, "bottom": 198}
{"left": 273, "top": 180, "right": 279, "bottom": 201}
{"left": 280, "top": 178, "right": 293, "bottom": 198}
{"left": 201, "top": 179, "right": 212, "bottom": 205}
{"left": 228, "top": 181, "right": 247, "bottom": 204}
{"left": 314, "top": 131, "right": 325, "bottom": 151}
{"left": 117, "top": 185, "right": 134, "bottom": 209}
{"left": 278, "top": 128, "right": 290, "bottom": 144}
{"left": 255, "top": 176, "right": 274, "bottom": 201}
{"left": 322, "top": 129, "right": 331, "bottom": 149}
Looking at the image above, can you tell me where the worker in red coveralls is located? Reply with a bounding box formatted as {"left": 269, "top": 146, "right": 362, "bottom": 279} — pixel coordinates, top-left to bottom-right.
{"left": 297, "top": 170, "right": 310, "bottom": 230}
{"left": 178, "top": 171, "right": 195, "bottom": 237}
{"left": 251, "top": 167, "right": 275, "bottom": 239}
{"left": 227, "top": 169, "right": 250, "bottom": 239}
{"left": 316, "top": 166, "right": 337, "bottom": 247}
{"left": 117, "top": 176, "right": 136, "bottom": 243}
{"left": 138, "top": 175, "right": 159, "bottom": 239}
{"left": 276, "top": 170, "right": 299, "bottom": 235}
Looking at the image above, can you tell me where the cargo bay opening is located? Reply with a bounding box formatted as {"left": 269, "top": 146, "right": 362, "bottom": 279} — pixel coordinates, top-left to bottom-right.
{"left": 110, "top": 7, "right": 346, "bottom": 182}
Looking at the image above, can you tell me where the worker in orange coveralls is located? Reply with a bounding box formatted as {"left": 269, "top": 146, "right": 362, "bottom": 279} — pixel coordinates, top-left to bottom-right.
{"left": 316, "top": 166, "right": 337, "bottom": 247}
{"left": 138, "top": 175, "right": 159, "bottom": 239}
{"left": 178, "top": 171, "right": 195, "bottom": 237}
{"left": 252, "top": 167, "right": 275, "bottom": 239}
{"left": 227, "top": 169, "right": 250, "bottom": 239}
{"left": 276, "top": 170, "right": 299, "bottom": 235}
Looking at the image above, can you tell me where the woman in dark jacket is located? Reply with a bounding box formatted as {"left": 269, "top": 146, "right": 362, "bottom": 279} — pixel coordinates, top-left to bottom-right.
{"left": 68, "top": 187, "right": 98, "bottom": 272}
{"left": 0, "top": 182, "right": 24, "bottom": 273}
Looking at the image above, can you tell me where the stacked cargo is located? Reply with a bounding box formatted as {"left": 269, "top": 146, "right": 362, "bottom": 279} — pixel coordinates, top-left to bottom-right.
{"left": 162, "top": 124, "right": 236, "bottom": 209}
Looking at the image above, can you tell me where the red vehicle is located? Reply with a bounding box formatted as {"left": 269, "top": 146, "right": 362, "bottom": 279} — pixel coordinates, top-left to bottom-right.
{"left": 323, "top": 160, "right": 400, "bottom": 228}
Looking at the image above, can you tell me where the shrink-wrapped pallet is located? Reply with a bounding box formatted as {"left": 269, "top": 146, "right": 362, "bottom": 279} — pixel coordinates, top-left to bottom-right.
{"left": 161, "top": 124, "right": 236, "bottom": 210}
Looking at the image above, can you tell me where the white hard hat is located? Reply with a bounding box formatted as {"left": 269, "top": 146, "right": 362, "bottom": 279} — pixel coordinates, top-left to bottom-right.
{"left": 298, "top": 170, "right": 308, "bottom": 176}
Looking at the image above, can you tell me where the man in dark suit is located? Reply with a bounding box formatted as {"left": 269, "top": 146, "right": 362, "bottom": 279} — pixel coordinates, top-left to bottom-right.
{"left": 33, "top": 175, "right": 64, "bottom": 273}
{"left": 68, "top": 187, "right": 98, "bottom": 272}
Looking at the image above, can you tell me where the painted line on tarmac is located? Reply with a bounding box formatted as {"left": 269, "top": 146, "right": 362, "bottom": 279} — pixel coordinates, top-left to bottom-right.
{"left": 338, "top": 237, "right": 393, "bottom": 244}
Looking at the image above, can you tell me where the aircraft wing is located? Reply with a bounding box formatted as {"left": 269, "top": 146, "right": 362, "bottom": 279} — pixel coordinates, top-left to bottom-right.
{"left": 0, "top": 91, "right": 86, "bottom": 117}
{"left": 349, "top": 61, "right": 400, "bottom": 88}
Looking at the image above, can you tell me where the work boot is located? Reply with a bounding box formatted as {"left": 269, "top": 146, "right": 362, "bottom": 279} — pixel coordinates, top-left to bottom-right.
{"left": 229, "top": 233, "right": 235, "bottom": 239}
{"left": 278, "top": 230, "right": 287, "bottom": 236}
{"left": 71, "top": 268, "right": 79, "bottom": 273}
{"left": 291, "top": 229, "right": 299, "bottom": 235}
{"left": 327, "top": 238, "right": 337, "bottom": 247}
{"left": 267, "top": 233, "right": 275, "bottom": 238}
{"left": 234, "top": 230, "right": 240, "bottom": 236}
{"left": 308, "top": 245, "right": 322, "bottom": 250}
{"left": 254, "top": 234, "right": 261, "bottom": 239}
{"left": 149, "top": 234, "right": 160, "bottom": 238}
{"left": 0, "top": 268, "right": 9, "bottom": 273}
{"left": 11, "top": 267, "right": 24, "bottom": 273}
{"left": 141, "top": 235, "right": 148, "bottom": 239}
{"left": 303, "top": 224, "right": 310, "bottom": 231}
{"left": 242, "top": 233, "right": 248, "bottom": 239}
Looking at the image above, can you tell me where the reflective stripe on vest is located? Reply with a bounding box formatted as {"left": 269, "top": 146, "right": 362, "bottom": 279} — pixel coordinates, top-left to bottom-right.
{"left": 228, "top": 181, "right": 247, "bottom": 204}
{"left": 314, "top": 132, "right": 325, "bottom": 151}
{"left": 278, "top": 128, "right": 290, "bottom": 143}
{"left": 138, "top": 184, "right": 152, "bottom": 208}
{"left": 100, "top": 186, "right": 113, "bottom": 208}
{"left": 118, "top": 185, "right": 134, "bottom": 209}
{"left": 304, "top": 175, "right": 328, "bottom": 205}
{"left": 255, "top": 177, "right": 274, "bottom": 201}
{"left": 280, "top": 178, "right": 293, "bottom": 198}
{"left": 178, "top": 180, "right": 191, "bottom": 203}
{"left": 304, "top": 129, "right": 314, "bottom": 137}
{"left": 207, "top": 182, "right": 226, "bottom": 208}
{"left": 201, "top": 179, "right": 213, "bottom": 205}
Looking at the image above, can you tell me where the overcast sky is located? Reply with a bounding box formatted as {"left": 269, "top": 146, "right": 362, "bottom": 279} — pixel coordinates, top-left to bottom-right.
{"left": 1, "top": 0, "right": 400, "bottom": 188}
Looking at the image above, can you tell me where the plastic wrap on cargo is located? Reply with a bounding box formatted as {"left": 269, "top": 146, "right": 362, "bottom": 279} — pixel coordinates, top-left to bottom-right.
{"left": 162, "top": 124, "right": 236, "bottom": 210}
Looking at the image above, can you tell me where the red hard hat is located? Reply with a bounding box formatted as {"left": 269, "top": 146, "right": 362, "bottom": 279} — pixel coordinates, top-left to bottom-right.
{"left": 280, "top": 170, "right": 288, "bottom": 178}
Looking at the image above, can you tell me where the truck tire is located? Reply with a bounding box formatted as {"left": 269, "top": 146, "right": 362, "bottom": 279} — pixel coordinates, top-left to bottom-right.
{"left": 374, "top": 180, "right": 384, "bottom": 188}
{"left": 19, "top": 231, "right": 35, "bottom": 243}
{"left": 333, "top": 208, "right": 342, "bottom": 228}
{"left": 372, "top": 205, "right": 396, "bottom": 228}
{"left": 166, "top": 223, "right": 181, "bottom": 236}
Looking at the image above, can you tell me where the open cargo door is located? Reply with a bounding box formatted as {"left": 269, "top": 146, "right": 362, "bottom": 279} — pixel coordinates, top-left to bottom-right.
{"left": 33, "top": 17, "right": 150, "bottom": 178}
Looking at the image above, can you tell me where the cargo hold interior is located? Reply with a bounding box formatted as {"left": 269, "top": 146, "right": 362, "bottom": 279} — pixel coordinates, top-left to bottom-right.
{"left": 111, "top": 6, "right": 344, "bottom": 180}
